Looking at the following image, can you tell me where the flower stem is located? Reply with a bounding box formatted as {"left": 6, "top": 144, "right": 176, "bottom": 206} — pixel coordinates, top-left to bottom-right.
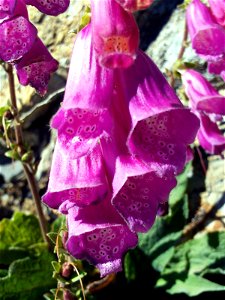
{"left": 6, "top": 64, "right": 50, "bottom": 246}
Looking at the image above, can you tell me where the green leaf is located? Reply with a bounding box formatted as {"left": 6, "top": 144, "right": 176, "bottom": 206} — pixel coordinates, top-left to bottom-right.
{"left": 157, "top": 231, "right": 225, "bottom": 296}
{"left": 0, "top": 212, "right": 43, "bottom": 250}
{"left": 0, "top": 247, "right": 56, "bottom": 300}
{"left": 50, "top": 215, "right": 66, "bottom": 233}
{"left": 167, "top": 275, "right": 225, "bottom": 296}
{"left": 0, "top": 106, "right": 10, "bottom": 117}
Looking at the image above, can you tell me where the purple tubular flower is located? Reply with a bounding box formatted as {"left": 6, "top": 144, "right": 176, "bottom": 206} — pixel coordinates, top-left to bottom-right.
{"left": 66, "top": 197, "right": 138, "bottom": 277}
{"left": 42, "top": 141, "right": 109, "bottom": 209}
{"left": 181, "top": 69, "right": 225, "bottom": 115}
{"left": 197, "top": 115, "right": 225, "bottom": 154}
{"left": 186, "top": 0, "right": 225, "bottom": 61}
{"left": 15, "top": 37, "right": 58, "bottom": 95}
{"left": 182, "top": 69, "right": 225, "bottom": 154}
{"left": 90, "top": 0, "right": 139, "bottom": 68}
{"left": 121, "top": 51, "right": 199, "bottom": 174}
{"left": 112, "top": 155, "right": 177, "bottom": 233}
{"left": 0, "top": 0, "right": 16, "bottom": 20}
{"left": 51, "top": 24, "right": 114, "bottom": 158}
{"left": 208, "top": 0, "right": 225, "bottom": 27}
{"left": 0, "top": 15, "right": 37, "bottom": 62}
{"left": 115, "top": 0, "right": 154, "bottom": 12}
{"left": 25, "top": 0, "right": 70, "bottom": 16}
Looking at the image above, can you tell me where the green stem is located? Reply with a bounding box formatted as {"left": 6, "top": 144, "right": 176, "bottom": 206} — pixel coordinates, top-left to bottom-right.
{"left": 6, "top": 64, "right": 50, "bottom": 246}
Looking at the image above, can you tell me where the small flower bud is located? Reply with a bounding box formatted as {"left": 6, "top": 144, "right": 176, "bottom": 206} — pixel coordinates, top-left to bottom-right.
{"left": 61, "top": 262, "right": 73, "bottom": 278}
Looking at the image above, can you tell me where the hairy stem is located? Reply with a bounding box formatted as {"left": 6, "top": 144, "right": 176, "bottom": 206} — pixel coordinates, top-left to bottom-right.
{"left": 6, "top": 64, "right": 49, "bottom": 246}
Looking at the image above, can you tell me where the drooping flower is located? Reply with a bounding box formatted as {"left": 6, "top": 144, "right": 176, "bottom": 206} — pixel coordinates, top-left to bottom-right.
{"left": 0, "top": 15, "right": 37, "bottom": 62}
{"left": 42, "top": 141, "right": 109, "bottom": 209}
{"left": 208, "top": 0, "right": 225, "bottom": 27}
{"left": 120, "top": 50, "right": 199, "bottom": 174}
{"left": 112, "top": 155, "right": 177, "bottom": 232}
{"left": 186, "top": 0, "right": 225, "bottom": 61}
{"left": 25, "top": 0, "right": 70, "bottom": 16}
{"left": 90, "top": 0, "right": 139, "bottom": 68}
{"left": 66, "top": 196, "right": 138, "bottom": 277}
{"left": 115, "top": 0, "right": 154, "bottom": 12}
{"left": 15, "top": 37, "right": 58, "bottom": 95}
{"left": 182, "top": 69, "right": 225, "bottom": 154}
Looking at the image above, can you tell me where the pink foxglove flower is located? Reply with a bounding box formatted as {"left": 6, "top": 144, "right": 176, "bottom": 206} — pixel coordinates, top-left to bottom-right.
{"left": 0, "top": 0, "right": 16, "bottom": 20}
{"left": 42, "top": 141, "right": 109, "bottom": 209}
{"left": 208, "top": 0, "right": 225, "bottom": 27}
{"left": 90, "top": 0, "right": 139, "bottom": 68}
{"left": 112, "top": 156, "right": 177, "bottom": 232}
{"left": 121, "top": 50, "right": 199, "bottom": 174}
{"left": 186, "top": 0, "right": 225, "bottom": 61}
{"left": 208, "top": 57, "right": 225, "bottom": 81}
{"left": 15, "top": 37, "right": 58, "bottom": 95}
{"left": 66, "top": 196, "right": 138, "bottom": 277}
{"left": 25, "top": 0, "right": 70, "bottom": 16}
{"left": 182, "top": 69, "right": 225, "bottom": 154}
{"left": 115, "top": 0, "right": 154, "bottom": 12}
{"left": 51, "top": 24, "right": 114, "bottom": 158}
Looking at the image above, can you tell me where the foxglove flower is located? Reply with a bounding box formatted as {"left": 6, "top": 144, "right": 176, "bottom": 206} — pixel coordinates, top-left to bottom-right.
{"left": 15, "top": 37, "right": 58, "bottom": 95}
{"left": 42, "top": 141, "right": 109, "bottom": 209}
{"left": 0, "top": 0, "right": 16, "bottom": 20}
{"left": 90, "top": 0, "right": 139, "bottom": 68}
{"left": 182, "top": 69, "right": 225, "bottom": 154}
{"left": 112, "top": 155, "right": 177, "bottom": 232}
{"left": 51, "top": 24, "right": 114, "bottom": 158}
{"left": 208, "top": 0, "right": 225, "bottom": 27}
{"left": 121, "top": 50, "right": 199, "bottom": 174}
{"left": 25, "top": 0, "right": 70, "bottom": 16}
{"left": 186, "top": 0, "right": 225, "bottom": 61}
{"left": 0, "top": 15, "right": 37, "bottom": 62}
{"left": 115, "top": 0, "right": 154, "bottom": 12}
{"left": 66, "top": 196, "right": 138, "bottom": 277}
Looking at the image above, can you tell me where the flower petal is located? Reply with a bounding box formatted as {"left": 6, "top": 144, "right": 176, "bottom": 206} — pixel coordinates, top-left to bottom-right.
{"left": 25, "top": 0, "right": 70, "bottom": 16}
{"left": 15, "top": 37, "right": 58, "bottom": 96}
{"left": 198, "top": 114, "right": 225, "bottom": 154}
{"left": 66, "top": 197, "right": 138, "bottom": 277}
{"left": 42, "top": 141, "right": 109, "bottom": 209}
{"left": 112, "top": 155, "right": 177, "bottom": 232}
{"left": 120, "top": 51, "right": 199, "bottom": 173}
{"left": 0, "top": 16, "right": 37, "bottom": 62}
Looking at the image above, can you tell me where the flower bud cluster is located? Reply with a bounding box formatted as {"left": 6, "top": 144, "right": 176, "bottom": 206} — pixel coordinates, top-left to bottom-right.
{"left": 0, "top": 0, "right": 70, "bottom": 95}
{"left": 42, "top": 0, "right": 199, "bottom": 276}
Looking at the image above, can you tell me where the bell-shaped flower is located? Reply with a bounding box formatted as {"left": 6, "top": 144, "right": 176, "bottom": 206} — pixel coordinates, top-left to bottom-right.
{"left": 66, "top": 196, "right": 138, "bottom": 277}
{"left": 15, "top": 37, "right": 58, "bottom": 95}
{"left": 0, "top": 0, "right": 16, "bottom": 21}
{"left": 90, "top": 0, "right": 139, "bottom": 68}
{"left": 0, "top": 15, "right": 37, "bottom": 62}
{"left": 51, "top": 24, "right": 115, "bottom": 158}
{"left": 42, "top": 141, "right": 109, "bottom": 209}
{"left": 186, "top": 0, "right": 225, "bottom": 61}
{"left": 25, "top": 0, "right": 70, "bottom": 16}
{"left": 120, "top": 50, "right": 199, "bottom": 174}
{"left": 112, "top": 155, "right": 177, "bottom": 233}
{"left": 115, "top": 0, "right": 154, "bottom": 12}
{"left": 208, "top": 0, "right": 225, "bottom": 28}
{"left": 182, "top": 69, "right": 225, "bottom": 154}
